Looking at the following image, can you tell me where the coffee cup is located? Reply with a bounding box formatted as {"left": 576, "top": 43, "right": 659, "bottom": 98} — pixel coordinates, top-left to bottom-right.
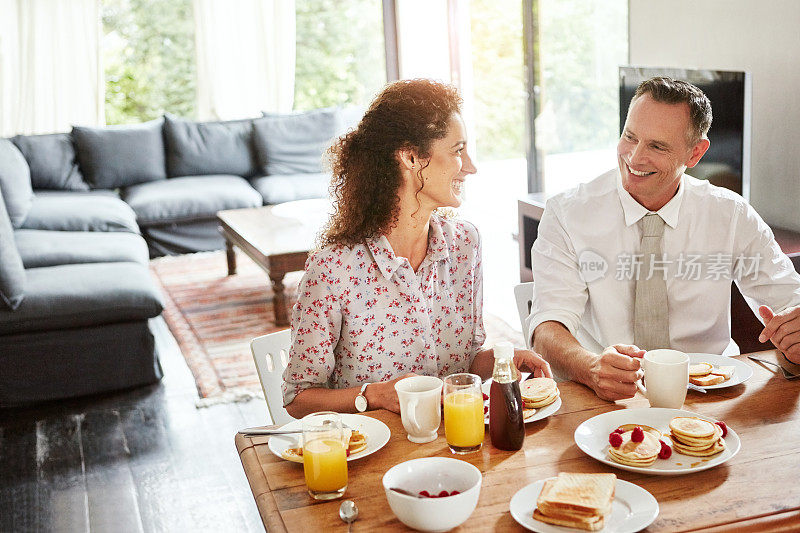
{"left": 636, "top": 349, "right": 689, "bottom": 409}
{"left": 394, "top": 376, "right": 443, "bottom": 443}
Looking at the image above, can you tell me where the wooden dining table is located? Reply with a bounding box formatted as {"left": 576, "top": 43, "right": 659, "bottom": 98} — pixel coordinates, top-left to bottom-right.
{"left": 235, "top": 350, "right": 800, "bottom": 532}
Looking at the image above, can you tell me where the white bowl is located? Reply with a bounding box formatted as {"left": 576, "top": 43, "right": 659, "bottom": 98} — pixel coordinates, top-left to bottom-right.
{"left": 382, "top": 457, "right": 482, "bottom": 532}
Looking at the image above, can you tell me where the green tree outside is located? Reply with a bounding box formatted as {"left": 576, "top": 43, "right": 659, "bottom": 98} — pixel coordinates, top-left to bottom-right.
{"left": 102, "top": 0, "right": 196, "bottom": 124}
{"left": 294, "top": 0, "right": 386, "bottom": 111}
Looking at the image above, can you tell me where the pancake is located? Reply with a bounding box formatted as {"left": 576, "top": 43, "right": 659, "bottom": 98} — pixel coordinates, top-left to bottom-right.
{"left": 710, "top": 365, "right": 735, "bottom": 379}
{"left": 671, "top": 424, "right": 722, "bottom": 446}
{"left": 670, "top": 417, "right": 717, "bottom": 439}
{"left": 520, "top": 378, "right": 558, "bottom": 403}
{"left": 279, "top": 429, "right": 368, "bottom": 462}
{"left": 607, "top": 429, "right": 660, "bottom": 467}
{"left": 614, "top": 424, "right": 662, "bottom": 439}
{"left": 672, "top": 438, "right": 725, "bottom": 457}
{"left": 523, "top": 408, "right": 538, "bottom": 421}
{"left": 524, "top": 388, "right": 560, "bottom": 409}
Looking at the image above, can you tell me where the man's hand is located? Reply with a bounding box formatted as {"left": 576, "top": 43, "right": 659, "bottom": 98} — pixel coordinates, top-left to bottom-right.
{"left": 364, "top": 373, "right": 417, "bottom": 413}
{"left": 587, "top": 344, "right": 645, "bottom": 401}
{"left": 513, "top": 349, "right": 553, "bottom": 379}
{"left": 759, "top": 305, "right": 800, "bottom": 364}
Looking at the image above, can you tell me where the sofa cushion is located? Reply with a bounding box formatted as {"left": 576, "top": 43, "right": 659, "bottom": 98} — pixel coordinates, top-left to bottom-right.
{"left": 163, "top": 114, "right": 258, "bottom": 178}
{"left": 0, "top": 186, "right": 26, "bottom": 310}
{"left": 121, "top": 174, "right": 262, "bottom": 226}
{"left": 253, "top": 108, "right": 339, "bottom": 175}
{"left": 15, "top": 229, "right": 149, "bottom": 268}
{"left": 250, "top": 173, "right": 329, "bottom": 204}
{"left": 72, "top": 118, "right": 167, "bottom": 189}
{"left": 11, "top": 133, "right": 89, "bottom": 191}
{"left": 0, "top": 262, "right": 163, "bottom": 335}
{"left": 21, "top": 191, "right": 139, "bottom": 234}
{"left": 0, "top": 139, "right": 34, "bottom": 227}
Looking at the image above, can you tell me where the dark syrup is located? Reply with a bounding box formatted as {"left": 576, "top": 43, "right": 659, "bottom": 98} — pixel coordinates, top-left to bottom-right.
{"left": 489, "top": 379, "right": 525, "bottom": 451}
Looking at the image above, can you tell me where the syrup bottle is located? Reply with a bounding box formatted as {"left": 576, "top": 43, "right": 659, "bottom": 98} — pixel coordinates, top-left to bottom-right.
{"left": 489, "top": 341, "right": 525, "bottom": 451}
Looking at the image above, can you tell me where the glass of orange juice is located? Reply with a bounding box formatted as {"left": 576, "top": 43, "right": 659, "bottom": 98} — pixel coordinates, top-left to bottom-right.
{"left": 443, "top": 373, "right": 485, "bottom": 454}
{"left": 302, "top": 411, "right": 348, "bottom": 500}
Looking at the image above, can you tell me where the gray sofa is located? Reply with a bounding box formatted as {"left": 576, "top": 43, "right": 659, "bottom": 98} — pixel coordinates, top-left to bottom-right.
{"left": 0, "top": 106, "right": 356, "bottom": 405}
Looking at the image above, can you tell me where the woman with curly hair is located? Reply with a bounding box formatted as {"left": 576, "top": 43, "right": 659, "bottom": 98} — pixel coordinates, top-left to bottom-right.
{"left": 283, "top": 79, "right": 551, "bottom": 418}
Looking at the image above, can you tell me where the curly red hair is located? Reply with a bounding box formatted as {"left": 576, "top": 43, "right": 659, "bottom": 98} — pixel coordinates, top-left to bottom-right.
{"left": 321, "top": 78, "right": 462, "bottom": 247}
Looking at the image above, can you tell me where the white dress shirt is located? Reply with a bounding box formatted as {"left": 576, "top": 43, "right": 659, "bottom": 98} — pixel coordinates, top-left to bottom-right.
{"left": 527, "top": 169, "right": 800, "bottom": 356}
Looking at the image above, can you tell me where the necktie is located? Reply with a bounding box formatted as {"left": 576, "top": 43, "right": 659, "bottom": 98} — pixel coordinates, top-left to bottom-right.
{"left": 634, "top": 213, "right": 670, "bottom": 351}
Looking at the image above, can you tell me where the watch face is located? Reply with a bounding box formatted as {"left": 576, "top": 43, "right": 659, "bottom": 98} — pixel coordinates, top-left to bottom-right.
{"left": 355, "top": 394, "right": 367, "bottom": 412}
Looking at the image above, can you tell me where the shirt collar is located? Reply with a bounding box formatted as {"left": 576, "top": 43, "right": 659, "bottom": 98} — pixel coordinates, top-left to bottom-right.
{"left": 366, "top": 214, "right": 451, "bottom": 280}
{"left": 615, "top": 170, "right": 684, "bottom": 229}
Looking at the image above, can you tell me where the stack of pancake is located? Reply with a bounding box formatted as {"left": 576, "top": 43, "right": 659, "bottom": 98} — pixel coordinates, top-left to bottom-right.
{"left": 669, "top": 417, "right": 725, "bottom": 457}
{"left": 281, "top": 428, "right": 368, "bottom": 462}
{"left": 520, "top": 377, "right": 560, "bottom": 409}
{"left": 689, "top": 362, "right": 735, "bottom": 386}
{"left": 607, "top": 425, "right": 662, "bottom": 467}
{"left": 533, "top": 472, "right": 616, "bottom": 531}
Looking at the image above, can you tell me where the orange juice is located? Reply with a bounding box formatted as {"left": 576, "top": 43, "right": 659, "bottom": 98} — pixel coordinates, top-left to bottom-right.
{"left": 444, "top": 391, "right": 485, "bottom": 448}
{"left": 303, "top": 438, "right": 348, "bottom": 493}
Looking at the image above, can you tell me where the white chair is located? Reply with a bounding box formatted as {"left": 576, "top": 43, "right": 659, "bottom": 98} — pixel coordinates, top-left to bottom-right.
{"left": 513, "top": 282, "right": 535, "bottom": 348}
{"left": 250, "top": 329, "right": 296, "bottom": 426}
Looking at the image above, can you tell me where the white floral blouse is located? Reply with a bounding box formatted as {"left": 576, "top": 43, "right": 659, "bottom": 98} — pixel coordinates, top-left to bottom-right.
{"left": 282, "top": 214, "right": 485, "bottom": 405}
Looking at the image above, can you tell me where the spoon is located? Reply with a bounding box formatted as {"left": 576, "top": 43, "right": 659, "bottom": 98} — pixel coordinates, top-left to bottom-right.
{"left": 339, "top": 500, "right": 358, "bottom": 532}
{"left": 389, "top": 487, "right": 424, "bottom": 498}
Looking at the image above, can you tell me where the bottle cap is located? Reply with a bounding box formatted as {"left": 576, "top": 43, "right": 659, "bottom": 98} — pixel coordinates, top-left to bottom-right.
{"left": 493, "top": 341, "right": 514, "bottom": 360}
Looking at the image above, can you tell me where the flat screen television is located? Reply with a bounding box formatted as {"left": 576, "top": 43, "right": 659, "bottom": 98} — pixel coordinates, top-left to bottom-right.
{"left": 619, "top": 66, "right": 751, "bottom": 199}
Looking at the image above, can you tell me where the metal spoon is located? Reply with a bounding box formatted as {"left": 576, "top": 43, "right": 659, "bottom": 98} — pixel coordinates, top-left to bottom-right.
{"left": 339, "top": 500, "right": 358, "bottom": 532}
{"left": 389, "top": 487, "right": 424, "bottom": 498}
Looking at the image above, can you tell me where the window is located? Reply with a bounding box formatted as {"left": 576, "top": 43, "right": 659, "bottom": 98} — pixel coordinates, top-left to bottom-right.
{"left": 294, "top": 0, "right": 386, "bottom": 110}
{"left": 102, "top": 0, "right": 196, "bottom": 124}
{"left": 528, "top": 0, "right": 628, "bottom": 195}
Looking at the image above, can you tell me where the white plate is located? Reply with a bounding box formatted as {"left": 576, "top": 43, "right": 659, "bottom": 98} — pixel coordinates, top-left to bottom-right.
{"left": 482, "top": 376, "right": 562, "bottom": 424}
{"left": 574, "top": 407, "right": 740, "bottom": 475}
{"left": 687, "top": 353, "right": 753, "bottom": 389}
{"left": 268, "top": 413, "right": 391, "bottom": 462}
{"left": 509, "top": 477, "right": 659, "bottom": 533}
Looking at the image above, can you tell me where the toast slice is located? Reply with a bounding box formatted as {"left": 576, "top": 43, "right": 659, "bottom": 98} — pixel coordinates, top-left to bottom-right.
{"left": 690, "top": 373, "right": 725, "bottom": 386}
{"left": 536, "top": 472, "right": 616, "bottom": 515}
{"left": 533, "top": 508, "right": 605, "bottom": 531}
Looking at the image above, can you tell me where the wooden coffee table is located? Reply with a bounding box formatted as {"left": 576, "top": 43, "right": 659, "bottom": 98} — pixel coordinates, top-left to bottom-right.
{"left": 217, "top": 199, "right": 331, "bottom": 327}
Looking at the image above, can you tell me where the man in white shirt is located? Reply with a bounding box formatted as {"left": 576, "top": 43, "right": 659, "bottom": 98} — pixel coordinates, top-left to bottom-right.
{"left": 527, "top": 77, "right": 800, "bottom": 401}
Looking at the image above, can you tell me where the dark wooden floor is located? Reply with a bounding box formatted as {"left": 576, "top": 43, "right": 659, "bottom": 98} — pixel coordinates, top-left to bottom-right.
{"left": 0, "top": 318, "right": 269, "bottom": 533}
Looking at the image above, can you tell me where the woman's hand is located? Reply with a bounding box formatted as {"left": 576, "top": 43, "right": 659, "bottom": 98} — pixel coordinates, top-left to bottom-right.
{"left": 513, "top": 349, "right": 553, "bottom": 379}
{"left": 364, "top": 373, "right": 417, "bottom": 413}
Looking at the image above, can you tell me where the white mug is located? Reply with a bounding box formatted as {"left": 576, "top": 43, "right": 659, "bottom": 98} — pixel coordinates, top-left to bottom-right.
{"left": 636, "top": 349, "right": 689, "bottom": 409}
{"left": 394, "top": 376, "right": 443, "bottom": 443}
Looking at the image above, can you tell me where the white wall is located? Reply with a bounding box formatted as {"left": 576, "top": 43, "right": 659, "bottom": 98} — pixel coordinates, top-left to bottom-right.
{"left": 629, "top": 0, "right": 800, "bottom": 232}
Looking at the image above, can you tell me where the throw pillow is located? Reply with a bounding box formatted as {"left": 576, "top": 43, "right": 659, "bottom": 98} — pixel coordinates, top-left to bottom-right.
{"left": 253, "top": 107, "right": 340, "bottom": 175}
{"left": 72, "top": 118, "right": 167, "bottom": 189}
{"left": 12, "top": 133, "right": 89, "bottom": 191}
{"left": 0, "top": 139, "right": 34, "bottom": 227}
{"left": 163, "top": 114, "right": 259, "bottom": 178}
{"left": 0, "top": 185, "right": 26, "bottom": 310}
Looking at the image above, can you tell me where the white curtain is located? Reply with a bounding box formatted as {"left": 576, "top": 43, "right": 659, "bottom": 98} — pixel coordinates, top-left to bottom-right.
{"left": 0, "top": 0, "right": 103, "bottom": 136}
{"left": 193, "top": 0, "right": 295, "bottom": 120}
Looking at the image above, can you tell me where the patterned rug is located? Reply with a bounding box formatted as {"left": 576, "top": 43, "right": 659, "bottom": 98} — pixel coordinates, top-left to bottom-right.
{"left": 150, "top": 250, "right": 525, "bottom": 402}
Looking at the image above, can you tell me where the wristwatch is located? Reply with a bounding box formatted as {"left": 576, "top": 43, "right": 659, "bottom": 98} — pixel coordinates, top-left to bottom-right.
{"left": 355, "top": 382, "right": 371, "bottom": 412}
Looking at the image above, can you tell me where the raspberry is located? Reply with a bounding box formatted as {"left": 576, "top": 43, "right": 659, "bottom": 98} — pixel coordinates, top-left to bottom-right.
{"left": 449, "top": 490, "right": 460, "bottom": 496}
{"left": 482, "top": 393, "right": 489, "bottom": 401}
{"left": 613, "top": 427, "right": 626, "bottom": 434}
{"left": 658, "top": 440, "right": 672, "bottom": 459}
{"left": 438, "top": 490, "right": 449, "bottom": 498}
{"left": 346, "top": 449, "right": 351, "bottom": 457}
{"left": 631, "top": 426, "right": 645, "bottom": 443}
{"left": 715, "top": 420, "right": 728, "bottom": 437}
{"left": 419, "top": 490, "right": 430, "bottom": 498}
{"left": 609, "top": 432, "right": 623, "bottom": 447}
